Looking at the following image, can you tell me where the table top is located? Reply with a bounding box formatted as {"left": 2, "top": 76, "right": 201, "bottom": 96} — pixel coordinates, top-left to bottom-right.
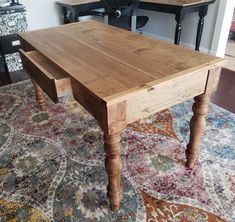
{"left": 19, "top": 20, "right": 224, "bottom": 103}
{"left": 56, "top": 0, "right": 215, "bottom": 7}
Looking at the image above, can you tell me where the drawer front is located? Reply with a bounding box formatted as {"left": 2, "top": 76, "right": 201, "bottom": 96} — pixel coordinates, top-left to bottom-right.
{"left": 20, "top": 49, "right": 72, "bottom": 103}
{"left": 126, "top": 69, "right": 209, "bottom": 124}
{"left": 20, "top": 49, "right": 60, "bottom": 103}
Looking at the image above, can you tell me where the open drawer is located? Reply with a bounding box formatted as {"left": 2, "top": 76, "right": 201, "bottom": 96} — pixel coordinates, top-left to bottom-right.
{"left": 19, "top": 49, "right": 72, "bottom": 103}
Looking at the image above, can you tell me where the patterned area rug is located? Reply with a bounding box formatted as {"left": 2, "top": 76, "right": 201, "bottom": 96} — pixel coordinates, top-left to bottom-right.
{"left": 0, "top": 80, "right": 234, "bottom": 222}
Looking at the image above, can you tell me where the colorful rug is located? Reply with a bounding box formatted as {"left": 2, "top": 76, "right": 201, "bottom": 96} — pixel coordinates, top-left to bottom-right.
{"left": 0, "top": 80, "right": 234, "bottom": 222}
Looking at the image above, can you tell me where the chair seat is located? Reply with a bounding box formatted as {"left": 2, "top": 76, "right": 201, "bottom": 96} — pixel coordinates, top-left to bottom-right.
{"left": 108, "top": 16, "right": 149, "bottom": 30}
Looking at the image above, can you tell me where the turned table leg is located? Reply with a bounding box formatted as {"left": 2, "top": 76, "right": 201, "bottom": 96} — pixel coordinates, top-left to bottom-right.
{"left": 31, "top": 79, "right": 46, "bottom": 111}
{"left": 195, "top": 5, "right": 208, "bottom": 51}
{"left": 174, "top": 10, "right": 185, "bottom": 45}
{"left": 104, "top": 132, "right": 122, "bottom": 211}
{"left": 186, "top": 94, "right": 210, "bottom": 169}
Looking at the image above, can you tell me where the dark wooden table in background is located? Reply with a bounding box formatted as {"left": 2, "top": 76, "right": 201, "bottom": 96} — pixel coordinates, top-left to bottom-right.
{"left": 56, "top": 0, "right": 216, "bottom": 50}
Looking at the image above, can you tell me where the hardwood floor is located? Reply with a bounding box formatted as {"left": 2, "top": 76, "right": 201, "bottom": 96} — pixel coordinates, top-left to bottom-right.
{"left": 224, "top": 40, "right": 235, "bottom": 70}
{"left": 211, "top": 68, "right": 235, "bottom": 114}
{"left": 0, "top": 70, "right": 29, "bottom": 86}
{"left": 0, "top": 68, "right": 234, "bottom": 114}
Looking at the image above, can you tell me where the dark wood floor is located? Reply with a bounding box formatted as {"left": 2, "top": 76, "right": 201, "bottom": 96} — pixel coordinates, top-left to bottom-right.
{"left": 211, "top": 68, "right": 235, "bottom": 114}
{"left": 0, "top": 69, "right": 29, "bottom": 86}
{"left": 0, "top": 68, "right": 235, "bottom": 114}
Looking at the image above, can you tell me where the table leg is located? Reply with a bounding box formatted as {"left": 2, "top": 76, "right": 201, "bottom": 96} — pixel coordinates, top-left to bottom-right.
{"left": 174, "top": 10, "right": 185, "bottom": 45}
{"left": 62, "top": 6, "right": 69, "bottom": 24}
{"left": 71, "top": 7, "right": 79, "bottom": 22}
{"left": 195, "top": 5, "right": 208, "bottom": 51}
{"left": 104, "top": 132, "right": 122, "bottom": 211}
{"left": 31, "top": 79, "right": 46, "bottom": 111}
{"left": 186, "top": 94, "right": 210, "bottom": 169}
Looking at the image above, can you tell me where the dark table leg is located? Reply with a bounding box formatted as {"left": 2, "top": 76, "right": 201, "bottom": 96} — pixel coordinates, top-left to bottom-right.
{"left": 62, "top": 6, "right": 69, "bottom": 24}
{"left": 71, "top": 7, "right": 79, "bottom": 22}
{"left": 61, "top": 6, "right": 79, "bottom": 24}
{"left": 174, "top": 10, "right": 185, "bottom": 45}
{"left": 195, "top": 5, "right": 208, "bottom": 51}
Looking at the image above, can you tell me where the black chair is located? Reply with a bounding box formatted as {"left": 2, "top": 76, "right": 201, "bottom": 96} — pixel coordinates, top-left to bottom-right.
{"left": 101, "top": 0, "right": 149, "bottom": 32}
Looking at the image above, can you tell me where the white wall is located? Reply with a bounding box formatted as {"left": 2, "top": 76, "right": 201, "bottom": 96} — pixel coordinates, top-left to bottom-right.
{"left": 19, "top": 0, "right": 62, "bottom": 30}
{"left": 210, "top": 0, "right": 235, "bottom": 57}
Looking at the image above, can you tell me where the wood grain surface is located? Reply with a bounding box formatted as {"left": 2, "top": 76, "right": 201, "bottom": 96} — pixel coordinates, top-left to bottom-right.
{"left": 19, "top": 21, "right": 224, "bottom": 104}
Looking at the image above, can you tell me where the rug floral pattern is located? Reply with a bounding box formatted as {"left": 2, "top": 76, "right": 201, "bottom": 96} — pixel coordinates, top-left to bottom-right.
{"left": 0, "top": 80, "right": 234, "bottom": 221}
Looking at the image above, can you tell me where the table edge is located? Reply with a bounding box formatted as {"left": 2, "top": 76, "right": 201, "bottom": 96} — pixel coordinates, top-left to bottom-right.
{"left": 104, "top": 59, "right": 226, "bottom": 106}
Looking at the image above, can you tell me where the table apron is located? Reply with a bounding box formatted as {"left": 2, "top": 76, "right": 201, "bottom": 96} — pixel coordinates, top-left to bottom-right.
{"left": 126, "top": 69, "right": 209, "bottom": 124}
{"left": 139, "top": 1, "right": 215, "bottom": 15}
{"left": 73, "top": 2, "right": 103, "bottom": 12}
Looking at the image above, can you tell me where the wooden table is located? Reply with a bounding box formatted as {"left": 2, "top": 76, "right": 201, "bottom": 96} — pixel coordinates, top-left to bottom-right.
{"left": 56, "top": 0, "right": 103, "bottom": 23}
{"left": 18, "top": 20, "right": 225, "bottom": 211}
{"left": 56, "top": 0, "right": 216, "bottom": 50}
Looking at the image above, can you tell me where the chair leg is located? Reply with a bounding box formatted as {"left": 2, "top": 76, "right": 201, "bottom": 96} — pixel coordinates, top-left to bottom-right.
{"left": 104, "top": 15, "right": 109, "bottom": 24}
{"left": 131, "top": 16, "right": 137, "bottom": 32}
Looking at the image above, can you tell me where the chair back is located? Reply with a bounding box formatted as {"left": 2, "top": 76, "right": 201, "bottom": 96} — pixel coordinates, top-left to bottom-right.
{"left": 101, "top": 0, "right": 139, "bottom": 18}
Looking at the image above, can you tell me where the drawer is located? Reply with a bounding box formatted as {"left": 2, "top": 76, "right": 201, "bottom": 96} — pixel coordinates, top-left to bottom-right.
{"left": 19, "top": 49, "right": 72, "bottom": 103}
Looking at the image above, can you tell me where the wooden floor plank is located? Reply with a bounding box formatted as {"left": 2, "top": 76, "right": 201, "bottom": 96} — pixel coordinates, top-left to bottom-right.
{"left": 211, "top": 68, "right": 235, "bottom": 114}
